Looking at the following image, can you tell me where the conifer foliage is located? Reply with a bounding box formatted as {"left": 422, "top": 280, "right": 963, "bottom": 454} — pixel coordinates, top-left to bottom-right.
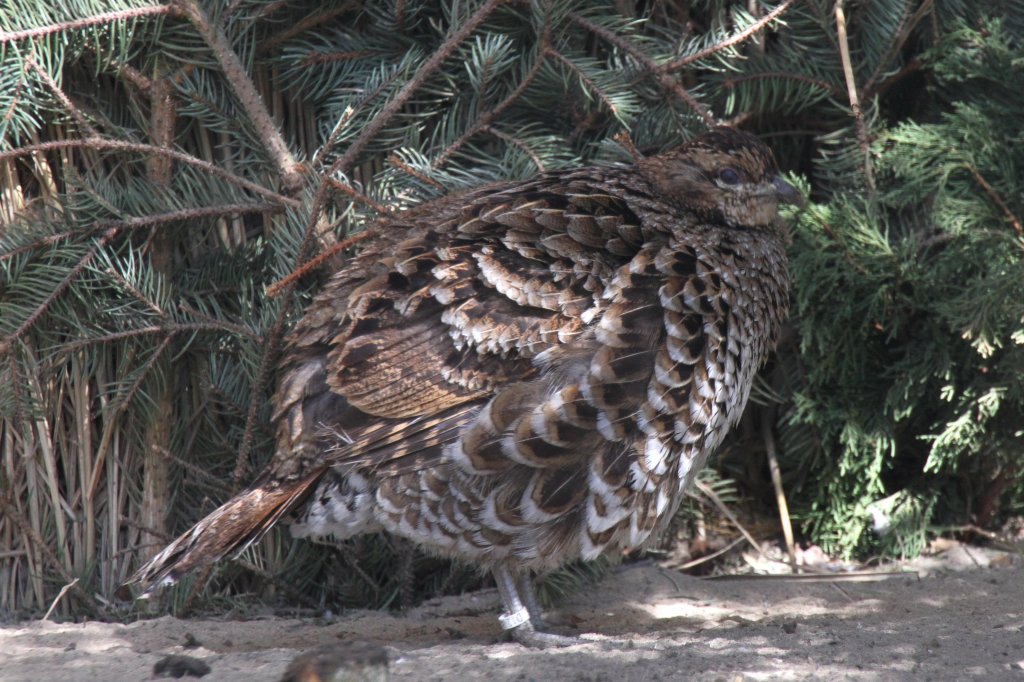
{"left": 1, "top": 1, "right": 1020, "bottom": 616}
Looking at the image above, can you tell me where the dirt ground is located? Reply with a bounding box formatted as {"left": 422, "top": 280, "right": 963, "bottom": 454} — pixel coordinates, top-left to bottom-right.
{"left": 2, "top": 542, "right": 1022, "bottom": 681}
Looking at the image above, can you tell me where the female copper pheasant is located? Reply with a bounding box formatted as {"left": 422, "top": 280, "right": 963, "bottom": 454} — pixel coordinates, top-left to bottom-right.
{"left": 134, "top": 127, "right": 801, "bottom": 645}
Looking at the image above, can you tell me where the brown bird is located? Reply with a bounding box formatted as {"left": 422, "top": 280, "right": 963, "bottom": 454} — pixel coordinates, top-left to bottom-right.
{"left": 133, "top": 127, "right": 800, "bottom": 646}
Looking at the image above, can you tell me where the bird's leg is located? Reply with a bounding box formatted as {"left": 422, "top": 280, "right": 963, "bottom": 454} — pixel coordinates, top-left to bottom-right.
{"left": 515, "top": 573, "right": 545, "bottom": 630}
{"left": 493, "top": 564, "right": 532, "bottom": 631}
{"left": 492, "top": 565, "right": 580, "bottom": 648}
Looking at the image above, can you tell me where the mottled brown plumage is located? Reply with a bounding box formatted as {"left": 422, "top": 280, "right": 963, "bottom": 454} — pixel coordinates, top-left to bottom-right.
{"left": 133, "top": 127, "right": 800, "bottom": 646}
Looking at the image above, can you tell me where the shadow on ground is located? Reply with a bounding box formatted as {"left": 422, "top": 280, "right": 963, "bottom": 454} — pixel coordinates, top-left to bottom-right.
{"left": 3, "top": 546, "right": 1022, "bottom": 681}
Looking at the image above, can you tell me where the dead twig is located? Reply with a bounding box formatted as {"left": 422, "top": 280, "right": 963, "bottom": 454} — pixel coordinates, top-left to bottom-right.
{"left": 763, "top": 414, "right": 797, "bottom": 572}
{"left": 834, "top": 0, "right": 875, "bottom": 192}
{"left": 966, "top": 165, "right": 1024, "bottom": 238}
{"left": 693, "top": 479, "right": 769, "bottom": 562}
{"left": 265, "top": 229, "right": 374, "bottom": 298}
{"left": 42, "top": 579, "right": 80, "bottom": 620}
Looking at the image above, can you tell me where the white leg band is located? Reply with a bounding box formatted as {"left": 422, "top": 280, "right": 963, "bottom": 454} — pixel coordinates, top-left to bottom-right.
{"left": 498, "top": 606, "right": 531, "bottom": 630}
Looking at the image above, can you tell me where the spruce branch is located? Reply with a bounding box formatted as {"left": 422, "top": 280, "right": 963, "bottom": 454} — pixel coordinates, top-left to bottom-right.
{"left": 484, "top": 125, "right": 545, "bottom": 171}
{"left": 172, "top": 0, "right": 304, "bottom": 193}
{"left": 863, "top": 0, "right": 935, "bottom": 97}
{"left": 257, "top": 1, "right": 362, "bottom": 55}
{"left": 325, "top": 176, "right": 392, "bottom": 214}
{"left": 568, "top": 11, "right": 713, "bottom": 125}
{"left": 86, "top": 334, "right": 173, "bottom": 502}
{"left": 333, "top": 0, "right": 505, "bottom": 174}
{"left": 24, "top": 54, "right": 98, "bottom": 137}
{"left": 0, "top": 5, "right": 172, "bottom": 44}
{"left": 232, "top": 303, "right": 287, "bottom": 484}
{"left": 388, "top": 153, "right": 445, "bottom": 190}
{"left": 723, "top": 71, "right": 843, "bottom": 97}
{"left": 104, "top": 267, "right": 167, "bottom": 318}
{"left": 178, "top": 303, "right": 261, "bottom": 339}
{"left": 0, "top": 140, "right": 300, "bottom": 207}
{"left": 661, "top": 0, "right": 798, "bottom": 72}
{"left": 0, "top": 227, "right": 118, "bottom": 361}
{"left": 966, "top": 164, "right": 1024, "bottom": 238}
{"left": 545, "top": 47, "right": 629, "bottom": 120}
{"left": 61, "top": 323, "right": 257, "bottom": 355}
{"left": 0, "top": 204, "right": 280, "bottom": 265}
{"left": 432, "top": 53, "right": 548, "bottom": 168}
{"left": 265, "top": 229, "right": 374, "bottom": 298}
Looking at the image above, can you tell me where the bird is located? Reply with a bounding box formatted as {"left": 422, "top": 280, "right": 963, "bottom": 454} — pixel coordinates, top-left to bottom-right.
{"left": 132, "top": 126, "right": 801, "bottom": 647}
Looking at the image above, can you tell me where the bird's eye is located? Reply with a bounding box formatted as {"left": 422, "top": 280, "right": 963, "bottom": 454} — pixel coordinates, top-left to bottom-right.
{"left": 719, "top": 167, "right": 741, "bottom": 185}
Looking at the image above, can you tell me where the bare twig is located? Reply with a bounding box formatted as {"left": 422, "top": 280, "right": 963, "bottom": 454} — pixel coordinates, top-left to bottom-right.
{"left": 42, "top": 579, "right": 79, "bottom": 620}
{"left": 967, "top": 164, "right": 1024, "bottom": 238}
{"left": 265, "top": 229, "right": 374, "bottom": 298}
{"left": 763, "top": 413, "right": 797, "bottom": 571}
{"left": 388, "top": 153, "right": 446, "bottom": 190}
{"left": 677, "top": 536, "right": 745, "bottom": 572}
{"left": 834, "top": 1, "right": 875, "bottom": 191}
{"left": 693, "top": 479, "right": 768, "bottom": 561}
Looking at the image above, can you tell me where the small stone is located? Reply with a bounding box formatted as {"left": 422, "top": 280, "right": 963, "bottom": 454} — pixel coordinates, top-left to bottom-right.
{"left": 183, "top": 632, "right": 202, "bottom": 648}
{"left": 781, "top": 621, "right": 798, "bottom": 634}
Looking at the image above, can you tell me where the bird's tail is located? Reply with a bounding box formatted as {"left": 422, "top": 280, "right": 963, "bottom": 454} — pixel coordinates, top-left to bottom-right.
{"left": 129, "top": 468, "right": 325, "bottom": 594}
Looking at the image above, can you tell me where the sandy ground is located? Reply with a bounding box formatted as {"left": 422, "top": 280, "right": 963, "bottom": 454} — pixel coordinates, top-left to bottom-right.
{"left": 2, "top": 543, "right": 1022, "bottom": 681}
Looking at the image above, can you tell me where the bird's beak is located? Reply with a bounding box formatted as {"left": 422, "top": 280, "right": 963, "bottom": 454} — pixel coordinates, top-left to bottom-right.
{"left": 773, "top": 176, "right": 805, "bottom": 207}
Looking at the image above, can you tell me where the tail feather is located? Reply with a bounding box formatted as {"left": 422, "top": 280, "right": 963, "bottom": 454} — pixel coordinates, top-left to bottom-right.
{"left": 130, "top": 468, "right": 325, "bottom": 593}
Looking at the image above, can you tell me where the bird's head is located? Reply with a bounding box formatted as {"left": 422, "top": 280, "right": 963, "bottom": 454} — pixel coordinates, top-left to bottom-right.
{"left": 637, "top": 127, "right": 803, "bottom": 228}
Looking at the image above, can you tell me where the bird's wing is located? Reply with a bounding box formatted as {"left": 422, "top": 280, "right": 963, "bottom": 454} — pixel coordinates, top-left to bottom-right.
{"left": 272, "top": 172, "right": 657, "bottom": 475}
